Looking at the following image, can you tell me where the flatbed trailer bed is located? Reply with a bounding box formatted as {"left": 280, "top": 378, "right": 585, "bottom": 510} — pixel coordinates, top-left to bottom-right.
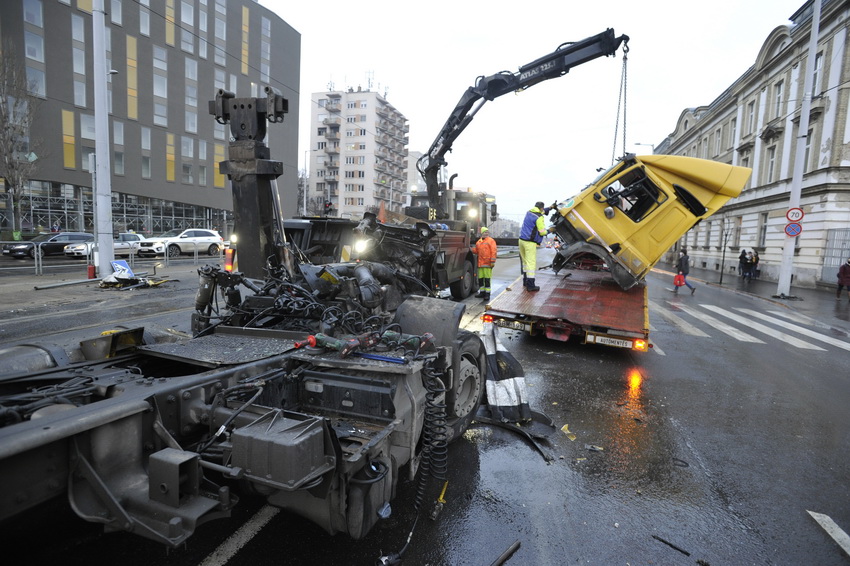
{"left": 484, "top": 269, "right": 649, "bottom": 351}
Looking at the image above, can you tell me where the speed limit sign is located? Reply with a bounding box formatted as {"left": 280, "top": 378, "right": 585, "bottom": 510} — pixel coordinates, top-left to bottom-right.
{"left": 786, "top": 207, "right": 804, "bottom": 222}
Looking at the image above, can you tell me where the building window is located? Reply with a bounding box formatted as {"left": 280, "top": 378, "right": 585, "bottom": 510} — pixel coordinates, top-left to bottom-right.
{"left": 26, "top": 66, "right": 46, "bottom": 97}
{"left": 140, "top": 6, "right": 150, "bottom": 36}
{"left": 812, "top": 52, "right": 823, "bottom": 96}
{"left": 185, "top": 110, "right": 197, "bottom": 133}
{"left": 747, "top": 101, "right": 755, "bottom": 134}
{"left": 804, "top": 128, "right": 813, "bottom": 172}
{"left": 72, "top": 14, "right": 85, "bottom": 42}
{"left": 114, "top": 151, "right": 124, "bottom": 175}
{"left": 74, "top": 80, "right": 86, "bottom": 106}
{"left": 154, "top": 103, "right": 167, "bottom": 126}
{"left": 23, "top": 0, "right": 43, "bottom": 27}
{"left": 773, "top": 80, "right": 783, "bottom": 119}
{"left": 714, "top": 129, "right": 721, "bottom": 156}
{"left": 185, "top": 57, "right": 197, "bottom": 81}
{"left": 113, "top": 121, "right": 124, "bottom": 145}
{"left": 80, "top": 114, "right": 96, "bottom": 140}
{"left": 154, "top": 74, "right": 167, "bottom": 98}
{"left": 153, "top": 45, "right": 167, "bottom": 70}
{"left": 765, "top": 146, "right": 776, "bottom": 183}
{"left": 730, "top": 118, "right": 737, "bottom": 147}
{"left": 181, "top": 136, "right": 194, "bottom": 159}
{"left": 181, "top": 29, "right": 194, "bottom": 53}
{"left": 757, "top": 212, "right": 768, "bottom": 247}
{"left": 141, "top": 156, "right": 151, "bottom": 178}
{"left": 182, "top": 163, "right": 194, "bottom": 184}
{"left": 73, "top": 47, "right": 85, "bottom": 75}
{"left": 24, "top": 31, "right": 44, "bottom": 62}
{"left": 199, "top": 165, "right": 207, "bottom": 186}
{"left": 111, "top": 0, "right": 122, "bottom": 25}
{"left": 141, "top": 127, "right": 151, "bottom": 150}
{"left": 733, "top": 216, "right": 742, "bottom": 247}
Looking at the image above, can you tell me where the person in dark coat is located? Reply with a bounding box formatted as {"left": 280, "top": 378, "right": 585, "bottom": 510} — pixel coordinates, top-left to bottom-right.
{"left": 674, "top": 249, "right": 695, "bottom": 294}
{"left": 738, "top": 249, "right": 747, "bottom": 276}
{"left": 837, "top": 257, "right": 850, "bottom": 300}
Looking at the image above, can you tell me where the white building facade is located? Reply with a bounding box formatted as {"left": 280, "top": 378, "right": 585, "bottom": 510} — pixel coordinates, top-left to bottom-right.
{"left": 659, "top": 0, "right": 850, "bottom": 288}
{"left": 307, "top": 88, "right": 409, "bottom": 220}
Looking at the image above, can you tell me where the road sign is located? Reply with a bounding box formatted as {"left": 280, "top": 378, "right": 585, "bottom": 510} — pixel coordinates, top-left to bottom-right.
{"left": 785, "top": 222, "right": 802, "bottom": 237}
{"left": 786, "top": 208, "right": 804, "bottom": 222}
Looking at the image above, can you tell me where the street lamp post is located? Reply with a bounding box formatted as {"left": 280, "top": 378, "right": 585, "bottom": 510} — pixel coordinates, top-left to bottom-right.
{"left": 634, "top": 142, "right": 655, "bottom": 154}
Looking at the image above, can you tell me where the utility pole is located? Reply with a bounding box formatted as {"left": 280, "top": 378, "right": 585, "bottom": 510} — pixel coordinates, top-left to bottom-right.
{"left": 93, "top": 0, "right": 115, "bottom": 276}
{"left": 777, "top": 0, "right": 821, "bottom": 296}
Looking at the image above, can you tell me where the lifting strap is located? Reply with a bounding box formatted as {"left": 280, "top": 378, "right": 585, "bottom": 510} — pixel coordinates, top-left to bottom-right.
{"left": 610, "top": 42, "right": 630, "bottom": 166}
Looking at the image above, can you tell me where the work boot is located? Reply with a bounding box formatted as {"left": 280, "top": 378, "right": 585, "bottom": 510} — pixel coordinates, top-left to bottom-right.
{"left": 475, "top": 290, "right": 486, "bottom": 298}
{"left": 481, "top": 292, "right": 491, "bottom": 301}
{"left": 526, "top": 278, "right": 540, "bottom": 292}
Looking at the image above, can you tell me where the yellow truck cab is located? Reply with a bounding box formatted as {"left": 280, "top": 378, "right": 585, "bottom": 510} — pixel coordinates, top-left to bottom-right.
{"left": 551, "top": 154, "right": 752, "bottom": 289}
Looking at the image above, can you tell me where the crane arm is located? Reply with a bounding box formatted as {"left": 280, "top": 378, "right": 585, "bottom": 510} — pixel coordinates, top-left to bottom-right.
{"left": 418, "top": 28, "right": 629, "bottom": 218}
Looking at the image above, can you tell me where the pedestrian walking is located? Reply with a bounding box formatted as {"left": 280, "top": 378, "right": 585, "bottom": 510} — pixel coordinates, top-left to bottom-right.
{"left": 518, "top": 201, "right": 550, "bottom": 292}
{"left": 837, "top": 257, "right": 850, "bottom": 301}
{"left": 738, "top": 249, "right": 747, "bottom": 276}
{"left": 471, "top": 226, "right": 497, "bottom": 300}
{"left": 674, "top": 249, "right": 695, "bottom": 294}
{"left": 752, "top": 250, "right": 760, "bottom": 278}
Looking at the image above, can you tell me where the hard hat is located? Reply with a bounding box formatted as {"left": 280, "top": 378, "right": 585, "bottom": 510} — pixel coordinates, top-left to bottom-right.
{"left": 480, "top": 226, "right": 489, "bottom": 233}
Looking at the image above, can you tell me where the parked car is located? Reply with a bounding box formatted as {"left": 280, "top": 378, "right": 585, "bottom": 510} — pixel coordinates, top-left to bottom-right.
{"left": 64, "top": 233, "right": 144, "bottom": 258}
{"left": 136, "top": 229, "right": 224, "bottom": 258}
{"left": 2, "top": 232, "right": 94, "bottom": 259}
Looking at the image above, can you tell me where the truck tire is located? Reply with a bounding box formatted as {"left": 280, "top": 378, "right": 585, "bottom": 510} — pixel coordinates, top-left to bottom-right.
{"left": 167, "top": 244, "right": 181, "bottom": 258}
{"left": 449, "top": 260, "right": 474, "bottom": 300}
{"left": 446, "top": 330, "right": 485, "bottom": 441}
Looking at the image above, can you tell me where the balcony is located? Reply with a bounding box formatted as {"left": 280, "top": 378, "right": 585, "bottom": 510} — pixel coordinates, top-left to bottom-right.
{"left": 324, "top": 160, "right": 339, "bottom": 168}
{"left": 326, "top": 102, "right": 341, "bottom": 113}
{"left": 324, "top": 130, "right": 340, "bottom": 140}
{"left": 325, "top": 146, "right": 339, "bottom": 155}
{"left": 323, "top": 117, "right": 341, "bottom": 126}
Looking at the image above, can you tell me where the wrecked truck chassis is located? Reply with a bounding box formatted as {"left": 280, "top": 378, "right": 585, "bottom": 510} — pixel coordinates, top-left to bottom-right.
{"left": 0, "top": 296, "right": 484, "bottom": 546}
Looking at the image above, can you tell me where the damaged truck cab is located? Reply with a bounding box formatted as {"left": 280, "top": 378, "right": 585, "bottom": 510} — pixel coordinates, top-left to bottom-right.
{"left": 551, "top": 154, "right": 752, "bottom": 290}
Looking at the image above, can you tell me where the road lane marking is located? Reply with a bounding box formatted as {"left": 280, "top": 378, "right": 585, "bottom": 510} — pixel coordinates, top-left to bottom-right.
{"left": 700, "top": 305, "right": 824, "bottom": 350}
{"left": 768, "top": 310, "right": 850, "bottom": 338}
{"left": 649, "top": 340, "right": 665, "bottom": 355}
{"left": 199, "top": 505, "right": 280, "bottom": 566}
{"left": 650, "top": 300, "right": 711, "bottom": 336}
{"left": 666, "top": 302, "right": 764, "bottom": 343}
{"left": 735, "top": 308, "right": 850, "bottom": 351}
{"left": 807, "top": 510, "right": 850, "bottom": 558}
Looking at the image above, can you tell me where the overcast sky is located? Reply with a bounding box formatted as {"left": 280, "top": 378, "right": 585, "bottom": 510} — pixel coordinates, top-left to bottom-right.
{"left": 260, "top": 0, "right": 806, "bottom": 222}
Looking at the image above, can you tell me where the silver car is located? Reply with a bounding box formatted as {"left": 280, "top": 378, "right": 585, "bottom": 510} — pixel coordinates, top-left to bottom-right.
{"left": 136, "top": 229, "right": 224, "bottom": 258}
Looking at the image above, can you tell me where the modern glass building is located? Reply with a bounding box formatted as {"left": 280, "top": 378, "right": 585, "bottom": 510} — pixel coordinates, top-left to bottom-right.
{"left": 0, "top": 0, "right": 300, "bottom": 239}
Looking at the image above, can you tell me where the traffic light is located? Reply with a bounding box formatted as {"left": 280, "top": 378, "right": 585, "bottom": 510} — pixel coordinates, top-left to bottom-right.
{"left": 323, "top": 201, "right": 333, "bottom": 216}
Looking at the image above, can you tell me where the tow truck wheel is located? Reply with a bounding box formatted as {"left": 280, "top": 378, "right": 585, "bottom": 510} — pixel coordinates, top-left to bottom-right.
{"left": 446, "top": 330, "right": 485, "bottom": 441}
{"left": 449, "top": 260, "right": 474, "bottom": 300}
{"left": 167, "top": 244, "right": 180, "bottom": 258}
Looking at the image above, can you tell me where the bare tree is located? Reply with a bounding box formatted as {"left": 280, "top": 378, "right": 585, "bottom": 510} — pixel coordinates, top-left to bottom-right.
{"left": 0, "top": 41, "right": 41, "bottom": 235}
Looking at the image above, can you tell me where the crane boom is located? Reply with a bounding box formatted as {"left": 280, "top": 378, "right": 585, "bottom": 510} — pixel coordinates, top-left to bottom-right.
{"left": 418, "top": 28, "right": 629, "bottom": 218}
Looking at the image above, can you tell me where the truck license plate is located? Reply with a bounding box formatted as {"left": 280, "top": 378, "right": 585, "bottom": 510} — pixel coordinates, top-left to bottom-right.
{"left": 495, "top": 319, "right": 529, "bottom": 332}
{"left": 587, "top": 333, "right": 632, "bottom": 349}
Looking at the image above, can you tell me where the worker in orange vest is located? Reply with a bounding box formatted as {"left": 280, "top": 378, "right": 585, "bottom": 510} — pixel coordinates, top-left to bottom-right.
{"left": 471, "top": 226, "right": 497, "bottom": 300}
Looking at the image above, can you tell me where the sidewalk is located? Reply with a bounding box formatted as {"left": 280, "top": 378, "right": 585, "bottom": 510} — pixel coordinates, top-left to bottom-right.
{"left": 655, "top": 261, "right": 850, "bottom": 336}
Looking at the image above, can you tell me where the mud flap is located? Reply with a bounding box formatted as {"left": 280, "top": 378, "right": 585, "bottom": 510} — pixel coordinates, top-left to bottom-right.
{"left": 479, "top": 322, "right": 531, "bottom": 423}
{"left": 478, "top": 323, "right": 556, "bottom": 462}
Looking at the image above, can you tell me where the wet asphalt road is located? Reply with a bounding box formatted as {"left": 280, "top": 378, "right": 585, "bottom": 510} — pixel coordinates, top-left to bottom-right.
{"left": 2, "top": 251, "right": 849, "bottom": 565}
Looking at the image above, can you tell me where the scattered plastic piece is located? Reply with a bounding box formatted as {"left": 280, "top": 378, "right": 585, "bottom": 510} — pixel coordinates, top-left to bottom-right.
{"left": 585, "top": 444, "right": 604, "bottom": 452}
{"left": 560, "top": 424, "right": 576, "bottom": 441}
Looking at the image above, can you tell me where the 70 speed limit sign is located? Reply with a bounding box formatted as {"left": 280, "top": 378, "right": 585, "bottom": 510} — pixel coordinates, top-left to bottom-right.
{"left": 786, "top": 207, "right": 804, "bottom": 222}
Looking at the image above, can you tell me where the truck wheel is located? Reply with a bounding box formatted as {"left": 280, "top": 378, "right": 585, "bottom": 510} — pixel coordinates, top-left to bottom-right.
{"left": 449, "top": 260, "right": 474, "bottom": 300}
{"left": 167, "top": 244, "right": 180, "bottom": 258}
{"left": 446, "top": 330, "right": 485, "bottom": 441}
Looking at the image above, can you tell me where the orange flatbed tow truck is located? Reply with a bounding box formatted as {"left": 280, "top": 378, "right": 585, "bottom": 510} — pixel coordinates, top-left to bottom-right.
{"left": 484, "top": 269, "right": 649, "bottom": 351}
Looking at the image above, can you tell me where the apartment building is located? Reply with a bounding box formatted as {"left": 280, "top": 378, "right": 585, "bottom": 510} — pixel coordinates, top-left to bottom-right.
{"left": 307, "top": 88, "right": 409, "bottom": 219}
{"left": 657, "top": 0, "right": 850, "bottom": 288}
{"left": 0, "top": 0, "right": 299, "bottom": 238}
